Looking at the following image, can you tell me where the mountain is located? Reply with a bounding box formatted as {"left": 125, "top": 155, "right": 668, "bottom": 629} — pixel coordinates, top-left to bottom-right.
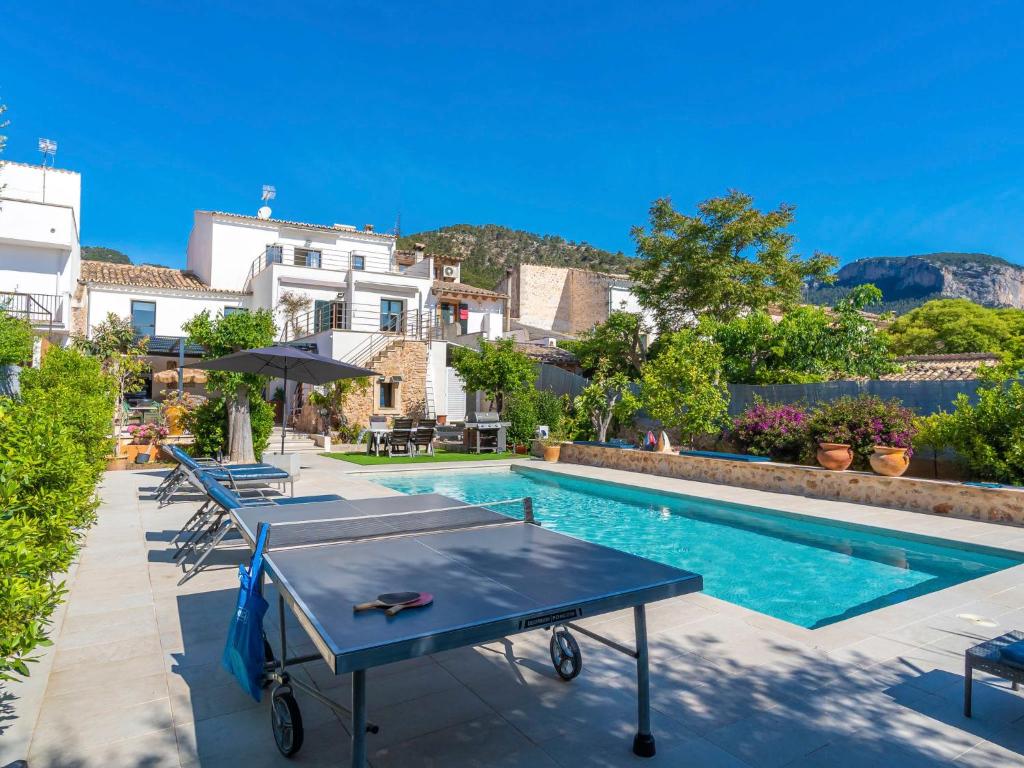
{"left": 82, "top": 246, "right": 131, "bottom": 264}
{"left": 397, "top": 224, "right": 632, "bottom": 289}
{"left": 805, "top": 253, "right": 1024, "bottom": 313}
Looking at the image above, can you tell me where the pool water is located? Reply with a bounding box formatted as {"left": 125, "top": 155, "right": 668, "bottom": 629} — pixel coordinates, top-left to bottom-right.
{"left": 366, "top": 466, "right": 1024, "bottom": 629}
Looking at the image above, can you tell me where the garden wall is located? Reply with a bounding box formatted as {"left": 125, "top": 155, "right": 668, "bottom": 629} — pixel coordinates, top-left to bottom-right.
{"left": 558, "top": 443, "right": 1024, "bottom": 527}
{"left": 726, "top": 379, "right": 985, "bottom": 416}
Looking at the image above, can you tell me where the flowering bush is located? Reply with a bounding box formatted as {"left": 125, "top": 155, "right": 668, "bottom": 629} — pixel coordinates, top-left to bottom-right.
{"left": 127, "top": 423, "right": 169, "bottom": 443}
{"left": 731, "top": 402, "right": 809, "bottom": 462}
{"left": 806, "top": 395, "right": 917, "bottom": 469}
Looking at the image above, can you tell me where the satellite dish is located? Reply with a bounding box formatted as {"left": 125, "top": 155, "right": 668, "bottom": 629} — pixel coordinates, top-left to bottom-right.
{"left": 257, "top": 206, "right": 272, "bottom": 220}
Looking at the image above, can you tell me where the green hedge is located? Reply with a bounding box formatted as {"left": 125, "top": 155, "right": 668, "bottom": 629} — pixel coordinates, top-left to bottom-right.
{"left": 0, "top": 347, "right": 114, "bottom": 679}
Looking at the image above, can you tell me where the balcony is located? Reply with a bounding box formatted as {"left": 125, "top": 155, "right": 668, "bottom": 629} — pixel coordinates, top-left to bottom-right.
{"left": 0, "top": 292, "right": 66, "bottom": 330}
{"left": 246, "top": 244, "right": 418, "bottom": 287}
{"left": 286, "top": 301, "right": 439, "bottom": 340}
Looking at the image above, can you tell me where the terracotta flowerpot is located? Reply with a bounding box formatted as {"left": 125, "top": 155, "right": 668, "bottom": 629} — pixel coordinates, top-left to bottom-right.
{"left": 164, "top": 405, "right": 185, "bottom": 436}
{"left": 106, "top": 457, "right": 128, "bottom": 471}
{"left": 514, "top": 444, "right": 529, "bottom": 455}
{"left": 543, "top": 444, "right": 561, "bottom": 462}
{"left": 869, "top": 445, "right": 910, "bottom": 477}
{"left": 817, "top": 442, "right": 853, "bottom": 471}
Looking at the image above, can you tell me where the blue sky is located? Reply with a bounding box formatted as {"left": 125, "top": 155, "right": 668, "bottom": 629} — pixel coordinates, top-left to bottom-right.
{"left": 2, "top": 1, "right": 1022, "bottom": 270}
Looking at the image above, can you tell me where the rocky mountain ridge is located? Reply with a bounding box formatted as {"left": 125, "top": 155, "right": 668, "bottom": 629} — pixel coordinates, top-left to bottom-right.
{"left": 806, "top": 253, "right": 1024, "bottom": 312}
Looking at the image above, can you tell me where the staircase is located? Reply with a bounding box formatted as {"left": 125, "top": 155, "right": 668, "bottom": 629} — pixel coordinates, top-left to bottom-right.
{"left": 268, "top": 427, "right": 322, "bottom": 454}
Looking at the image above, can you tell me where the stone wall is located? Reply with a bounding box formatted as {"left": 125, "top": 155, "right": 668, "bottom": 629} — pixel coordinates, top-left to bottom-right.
{"left": 567, "top": 269, "right": 613, "bottom": 333}
{"left": 342, "top": 339, "right": 429, "bottom": 427}
{"left": 558, "top": 443, "right": 1024, "bottom": 527}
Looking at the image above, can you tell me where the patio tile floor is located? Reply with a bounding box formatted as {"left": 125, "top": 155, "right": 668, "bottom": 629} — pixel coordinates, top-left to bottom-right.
{"left": 7, "top": 454, "right": 1024, "bottom": 766}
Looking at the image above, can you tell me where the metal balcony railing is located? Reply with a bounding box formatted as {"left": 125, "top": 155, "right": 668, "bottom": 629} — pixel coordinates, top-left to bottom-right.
{"left": 284, "top": 302, "right": 444, "bottom": 340}
{"left": 0, "top": 292, "right": 64, "bottom": 332}
{"left": 245, "top": 244, "right": 404, "bottom": 286}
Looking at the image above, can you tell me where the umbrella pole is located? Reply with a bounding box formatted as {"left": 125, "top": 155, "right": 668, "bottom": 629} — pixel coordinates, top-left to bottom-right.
{"left": 281, "top": 373, "right": 288, "bottom": 454}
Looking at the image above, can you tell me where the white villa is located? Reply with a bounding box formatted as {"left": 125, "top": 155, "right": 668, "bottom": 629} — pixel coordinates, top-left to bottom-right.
{"left": 0, "top": 161, "right": 510, "bottom": 424}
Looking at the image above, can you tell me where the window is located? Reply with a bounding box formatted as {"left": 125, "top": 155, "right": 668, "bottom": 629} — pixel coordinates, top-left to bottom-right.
{"left": 223, "top": 306, "right": 247, "bottom": 316}
{"left": 352, "top": 254, "right": 365, "bottom": 271}
{"left": 380, "top": 299, "right": 404, "bottom": 332}
{"left": 266, "top": 246, "right": 283, "bottom": 266}
{"left": 294, "top": 248, "right": 321, "bottom": 268}
{"left": 131, "top": 300, "right": 156, "bottom": 338}
{"left": 379, "top": 382, "right": 396, "bottom": 409}
{"left": 440, "top": 302, "right": 456, "bottom": 326}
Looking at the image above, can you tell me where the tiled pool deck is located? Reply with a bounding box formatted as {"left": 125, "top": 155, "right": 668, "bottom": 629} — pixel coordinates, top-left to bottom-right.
{"left": 6, "top": 455, "right": 1024, "bottom": 767}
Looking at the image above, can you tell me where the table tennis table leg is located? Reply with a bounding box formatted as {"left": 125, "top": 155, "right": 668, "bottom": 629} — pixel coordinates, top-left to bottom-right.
{"left": 632, "top": 605, "right": 656, "bottom": 758}
{"left": 352, "top": 669, "right": 368, "bottom": 767}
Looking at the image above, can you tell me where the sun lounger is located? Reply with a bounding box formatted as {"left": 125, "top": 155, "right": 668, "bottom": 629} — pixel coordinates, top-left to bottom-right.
{"left": 174, "top": 470, "right": 343, "bottom": 585}
{"left": 156, "top": 445, "right": 293, "bottom": 505}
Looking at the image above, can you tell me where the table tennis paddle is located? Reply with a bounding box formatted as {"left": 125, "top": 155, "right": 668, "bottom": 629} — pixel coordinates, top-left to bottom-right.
{"left": 354, "top": 591, "right": 430, "bottom": 614}
{"left": 385, "top": 592, "right": 433, "bottom": 616}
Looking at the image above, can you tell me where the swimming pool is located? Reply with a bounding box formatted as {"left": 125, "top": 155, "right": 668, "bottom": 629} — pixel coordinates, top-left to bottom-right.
{"left": 365, "top": 466, "right": 1024, "bottom": 629}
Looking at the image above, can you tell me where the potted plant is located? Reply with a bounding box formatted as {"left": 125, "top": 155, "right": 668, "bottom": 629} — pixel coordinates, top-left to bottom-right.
{"left": 126, "top": 422, "right": 169, "bottom": 463}
{"left": 537, "top": 437, "right": 562, "bottom": 462}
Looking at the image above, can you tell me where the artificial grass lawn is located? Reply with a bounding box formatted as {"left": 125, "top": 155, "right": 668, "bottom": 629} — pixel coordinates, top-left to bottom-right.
{"left": 323, "top": 449, "right": 519, "bottom": 465}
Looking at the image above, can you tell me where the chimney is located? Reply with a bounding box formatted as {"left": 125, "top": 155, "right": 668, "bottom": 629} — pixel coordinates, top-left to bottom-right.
{"left": 414, "top": 242, "right": 426, "bottom": 263}
{"left": 364, "top": 223, "right": 374, "bottom": 233}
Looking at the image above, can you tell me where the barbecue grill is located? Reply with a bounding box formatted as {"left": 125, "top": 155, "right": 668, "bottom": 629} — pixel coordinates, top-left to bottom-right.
{"left": 463, "top": 411, "right": 510, "bottom": 453}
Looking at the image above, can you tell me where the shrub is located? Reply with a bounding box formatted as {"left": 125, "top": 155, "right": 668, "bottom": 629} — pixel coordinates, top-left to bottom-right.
{"left": 731, "top": 401, "right": 809, "bottom": 462}
{"left": 0, "top": 315, "right": 35, "bottom": 366}
{"left": 934, "top": 382, "right": 1024, "bottom": 485}
{"left": 503, "top": 391, "right": 538, "bottom": 446}
{"left": 534, "top": 390, "right": 567, "bottom": 439}
{"left": 249, "top": 397, "right": 274, "bottom": 457}
{"left": 0, "top": 347, "right": 114, "bottom": 679}
{"left": 806, "top": 395, "right": 917, "bottom": 469}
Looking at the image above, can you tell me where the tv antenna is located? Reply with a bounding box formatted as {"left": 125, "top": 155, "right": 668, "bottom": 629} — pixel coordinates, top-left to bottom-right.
{"left": 38, "top": 137, "right": 57, "bottom": 167}
{"left": 258, "top": 184, "right": 276, "bottom": 219}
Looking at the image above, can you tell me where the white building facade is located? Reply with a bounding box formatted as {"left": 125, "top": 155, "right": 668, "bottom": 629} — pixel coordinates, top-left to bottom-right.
{"left": 0, "top": 162, "right": 82, "bottom": 341}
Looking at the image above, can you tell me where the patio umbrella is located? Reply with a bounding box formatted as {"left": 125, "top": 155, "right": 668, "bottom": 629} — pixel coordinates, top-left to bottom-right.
{"left": 191, "top": 345, "right": 376, "bottom": 453}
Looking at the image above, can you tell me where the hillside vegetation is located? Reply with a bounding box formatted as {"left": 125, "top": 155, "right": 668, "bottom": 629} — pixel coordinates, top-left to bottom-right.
{"left": 82, "top": 246, "right": 131, "bottom": 264}
{"left": 398, "top": 224, "right": 631, "bottom": 289}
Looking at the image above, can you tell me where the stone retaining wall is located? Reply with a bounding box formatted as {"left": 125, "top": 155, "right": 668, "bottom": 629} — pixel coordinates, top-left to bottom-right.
{"left": 557, "top": 443, "right": 1024, "bottom": 527}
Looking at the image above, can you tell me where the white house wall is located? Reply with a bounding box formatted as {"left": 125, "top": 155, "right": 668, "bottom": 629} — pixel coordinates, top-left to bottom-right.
{"left": 86, "top": 287, "right": 243, "bottom": 337}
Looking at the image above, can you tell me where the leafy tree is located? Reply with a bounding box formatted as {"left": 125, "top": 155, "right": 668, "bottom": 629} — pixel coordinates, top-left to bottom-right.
{"left": 631, "top": 191, "right": 837, "bottom": 328}
{"left": 183, "top": 309, "right": 276, "bottom": 463}
{"left": 574, "top": 370, "right": 639, "bottom": 443}
{"left": 883, "top": 299, "right": 1024, "bottom": 357}
{"left": 81, "top": 246, "right": 131, "bottom": 265}
{"left": 712, "top": 284, "right": 895, "bottom": 383}
{"left": 639, "top": 330, "right": 729, "bottom": 446}
{"left": 450, "top": 338, "right": 536, "bottom": 413}
{"left": 0, "top": 315, "right": 34, "bottom": 366}
{"left": 561, "top": 311, "right": 650, "bottom": 378}
{"left": 73, "top": 313, "right": 149, "bottom": 434}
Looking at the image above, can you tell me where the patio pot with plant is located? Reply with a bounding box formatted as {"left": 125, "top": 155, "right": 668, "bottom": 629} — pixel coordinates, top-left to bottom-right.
{"left": 126, "top": 423, "right": 169, "bottom": 463}
{"left": 541, "top": 439, "right": 561, "bottom": 462}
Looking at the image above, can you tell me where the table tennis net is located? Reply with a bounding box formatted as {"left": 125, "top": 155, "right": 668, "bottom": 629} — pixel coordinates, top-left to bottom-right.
{"left": 263, "top": 498, "right": 530, "bottom": 550}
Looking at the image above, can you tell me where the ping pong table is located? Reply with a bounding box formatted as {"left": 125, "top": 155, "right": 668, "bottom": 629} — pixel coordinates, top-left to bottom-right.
{"left": 230, "top": 493, "right": 703, "bottom": 766}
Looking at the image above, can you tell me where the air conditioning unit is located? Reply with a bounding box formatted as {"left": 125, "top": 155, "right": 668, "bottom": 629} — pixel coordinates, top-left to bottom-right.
{"left": 442, "top": 265, "right": 457, "bottom": 279}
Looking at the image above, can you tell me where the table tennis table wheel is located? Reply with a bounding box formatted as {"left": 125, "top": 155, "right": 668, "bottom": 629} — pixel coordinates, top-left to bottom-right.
{"left": 550, "top": 628, "right": 582, "bottom": 681}
{"left": 271, "top": 685, "right": 304, "bottom": 757}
